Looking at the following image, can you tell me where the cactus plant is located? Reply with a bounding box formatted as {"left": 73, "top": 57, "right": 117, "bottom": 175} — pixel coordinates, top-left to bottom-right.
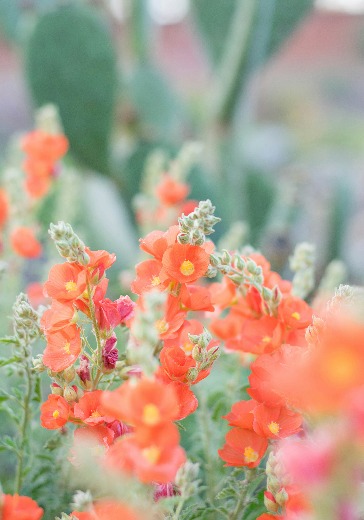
{"left": 26, "top": 4, "right": 117, "bottom": 174}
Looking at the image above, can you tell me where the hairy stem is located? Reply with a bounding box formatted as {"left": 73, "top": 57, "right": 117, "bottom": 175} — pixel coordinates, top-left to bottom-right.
{"left": 14, "top": 358, "right": 33, "bottom": 494}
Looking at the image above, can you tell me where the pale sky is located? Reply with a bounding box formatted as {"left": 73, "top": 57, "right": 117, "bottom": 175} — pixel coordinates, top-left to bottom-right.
{"left": 316, "top": 0, "right": 364, "bottom": 13}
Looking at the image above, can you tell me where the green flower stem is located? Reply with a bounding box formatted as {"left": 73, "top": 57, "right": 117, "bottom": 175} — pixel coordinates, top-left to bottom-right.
{"left": 198, "top": 397, "right": 217, "bottom": 505}
{"left": 14, "top": 356, "right": 33, "bottom": 494}
{"left": 172, "top": 497, "right": 186, "bottom": 520}
{"left": 230, "top": 469, "right": 257, "bottom": 520}
{"left": 86, "top": 280, "right": 105, "bottom": 391}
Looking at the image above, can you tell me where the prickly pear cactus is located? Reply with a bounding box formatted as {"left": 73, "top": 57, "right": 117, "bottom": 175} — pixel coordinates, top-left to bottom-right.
{"left": 26, "top": 4, "right": 117, "bottom": 174}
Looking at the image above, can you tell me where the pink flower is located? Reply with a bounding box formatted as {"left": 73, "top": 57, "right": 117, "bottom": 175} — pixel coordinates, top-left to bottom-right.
{"left": 102, "top": 336, "right": 118, "bottom": 369}
{"left": 77, "top": 355, "right": 91, "bottom": 384}
{"left": 153, "top": 482, "right": 180, "bottom": 501}
{"left": 96, "top": 296, "right": 134, "bottom": 331}
{"left": 277, "top": 433, "right": 335, "bottom": 488}
{"left": 108, "top": 420, "right": 133, "bottom": 439}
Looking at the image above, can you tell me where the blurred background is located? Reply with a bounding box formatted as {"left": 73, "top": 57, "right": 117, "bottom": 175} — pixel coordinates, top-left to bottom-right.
{"left": 1, "top": 0, "right": 364, "bottom": 282}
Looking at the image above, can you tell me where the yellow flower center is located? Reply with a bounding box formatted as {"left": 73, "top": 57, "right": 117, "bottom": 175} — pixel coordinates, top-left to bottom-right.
{"left": 65, "top": 280, "right": 77, "bottom": 292}
{"left": 64, "top": 342, "right": 71, "bottom": 354}
{"left": 262, "top": 336, "right": 271, "bottom": 343}
{"left": 91, "top": 410, "right": 101, "bottom": 418}
{"left": 52, "top": 410, "right": 60, "bottom": 419}
{"left": 182, "top": 341, "right": 194, "bottom": 355}
{"left": 324, "top": 349, "right": 358, "bottom": 386}
{"left": 142, "top": 404, "right": 161, "bottom": 426}
{"left": 291, "top": 312, "right": 301, "bottom": 320}
{"left": 268, "top": 421, "right": 280, "bottom": 435}
{"left": 244, "top": 446, "right": 259, "bottom": 464}
{"left": 155, "top": 319, "right": 169, "bottom": 335}
{"left": 142, "top": 445, "right": 161, "bottom": 465}
{"left": 151, "top": 276, "right": 161, "bottom": 287}
{"left": 180, "top": 260, "right": 195, "bottom": 276}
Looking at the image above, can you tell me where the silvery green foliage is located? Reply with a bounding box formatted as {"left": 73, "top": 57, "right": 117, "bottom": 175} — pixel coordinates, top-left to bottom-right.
{"left": 290, "top": 242, "right": 315, "bottom": 299}
{"left": 126, "top": 290, "right": 166, "bottom": 376}
{"left": 49, "top": 221, "right": 89, "bottom": 265}
{"left": 187, "top": 329, "right": 220, "bottom": 382}
{"left": 175, "top": 460, "right": 201, "bottom": 499}
{"left": 319, "top": 260, "right": 347, "bottom": 293}
{"left": 71, "top": 490, "right": 93, "bottom": 512}
{"left": 210, "top": 249, "right": 281, "bottom": 316}
{"left": 12, "top": 293, "right": 41, "bottom": 344}
{"left": 178, "top": 199, "right": 221, "bottom": 246}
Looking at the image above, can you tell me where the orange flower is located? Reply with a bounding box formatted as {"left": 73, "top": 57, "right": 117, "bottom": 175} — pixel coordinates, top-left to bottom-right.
{"left": 167, "top": 381, "right": 198, "bottom": 420}
{"left": 210, "top": 313, "right": 242, "bottom": 341}
{"left": 139, "top": 226, "right": 179, "bottom": 261}
{"left": 22, "top": 130, "right": 68, "bottom": 163}
{"left": 44, "top": 263, "right": 87, "bottom": 302}
{"left": 1, "top": 494, "right": 43, "bottom": 520}
{"left": 0, "top": 188, "right": 9, "bottom": 230}
{"left": 43, "top": 324, "right": 81, "bottom": 372}
{"left": 160, "top": 346, "right": 211, "bottom": 385}
{"left": 40, "top": 300, "right": 74, "bottom": 334}
{"left": 85, "top": 248, "right": 116, "bottom": 279}
{"left": 131, "top": 259, "right": 164, "bottom": 295}
{"left": 161, "top": 243, "right": 210, "bottom": 284}
{"left": 160, "top": 346, "right": 195, "bottom": 384}
{"left": 252, "top": 404, "right": 302, "bottom": 439}
{"left": 73, "top": 390, "right": 114, "bottom": 425}
{"left": 24, "top": 171, "right": 52, "bottom": 199}
{"left": 155, "top": 174, "right": 190, "bottom": 206}
{"left": 218, "top": 427, "right": 268, "bottom": 468}
{"left": 73, "top": 502, "right": 144, "bottom": 520}
{"left": 209, "top": 276, "right": 237, "bottom": 309}
{"left": 73, "top": 424, "right": 115, "bottom": 451}
{"left": 27, "top": 282, "right": 50, "bottom": 308}
{"left": 40, "top": 394, "right": 70, "bottom": 429}
{"left": 247, "top": 348, "right": 295, "bottom": 407}
{"left": 270, "top": 317, "right": 364, "bottom": 413}
{"left": 223, "top": 399, "right": 257, "bottom": 430}
{"left": 102, "top": 378, "right": 179, "bottom": 428}
{"left": 107, "top": 423, "right": 186, "bottom": 483}
{"left": 155, "top": 295, "right": 186, "bottom": 340}
{"left": 179, "top": 284, "right": 214, "bottom": 312}
{"left": 10, "top": 227, "right": 42, "bottom": 259}
{"left": 279, "top": 296, "right": 312, "bottom": 330}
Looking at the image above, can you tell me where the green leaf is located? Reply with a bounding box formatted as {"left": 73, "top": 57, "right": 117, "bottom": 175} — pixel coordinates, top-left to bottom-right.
{"left": 33, "top": 375, "right": 42, "bottom": 403}
{"left": 0, "top": 336, "right": 19, "bottom": 345}
{"left": 26, "top": 4, "right": 117, "bottom": 174}
{"left": 128, "top": 65, "right": 185, "bottom": 140}
{"left": 0, "top": 356, "right": 22, "bottom": 368}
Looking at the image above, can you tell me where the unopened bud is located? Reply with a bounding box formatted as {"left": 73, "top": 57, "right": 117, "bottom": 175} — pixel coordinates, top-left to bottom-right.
{"left": 32, "top": 354, "right": 46, "bottom": 373}
{"left": 264, "top": 491, "right": 279, "bottom": 513}
{"left": 62, "top": 366, "right": 76, "bottom": 383}
{"left": 186, "top": 368, "right": 198, "bottom": 382}
{"left": 192, "top": 346, "right": 203, "bottom": 362}
{"left": 205, "top": 264, "right": 218, "bottom": 278}
{"left": 275, "top": 487, "right": 289, "bottom": 507}
{"left": 63, "top": 385, "right": 77, "bottom": 403}
{"left": 49, "top": 222, "right": 89, "bottom": 265}
{"left": 51, "top": 383, "right": 63, "bottom": 396}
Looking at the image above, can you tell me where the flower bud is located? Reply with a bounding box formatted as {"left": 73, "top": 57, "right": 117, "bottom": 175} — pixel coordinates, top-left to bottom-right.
{"left": 62, "top": 366, "right": 76, "bottom": 383}
{"left": 275, "top": 487, "right": 289, "bottom": 507}
{"left": 64, "top": 385, "right": 77, "bottom": 403}
{"left": 102, "top": 335, "right": 118, "bottom": 371}
{"left": 186, "top": 368, "right": 198, "bottom": 383}
{"left": 51, "top": 383, "right": 63, "bottom": 396}
{"left": 71, "top": 490, "right": 93, "bottom": 512}
{"left": 49, "top": 222, "right": 89, "bottom": 265}
{"left": 32, "top": 354, "right": 46, "bottom": 373}
{"left": 264, "top": 491, "right": 279, "bottom": 513}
